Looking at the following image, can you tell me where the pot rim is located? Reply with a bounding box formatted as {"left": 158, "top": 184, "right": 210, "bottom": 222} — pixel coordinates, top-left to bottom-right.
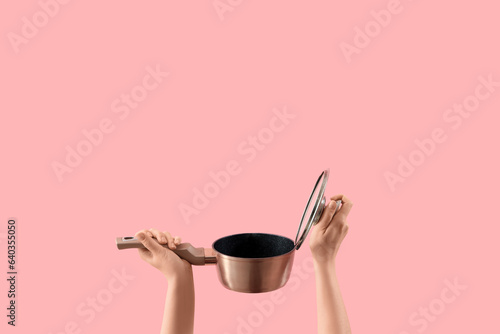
{"left": 211, "top": 232, "right": 296, "bottom": 262}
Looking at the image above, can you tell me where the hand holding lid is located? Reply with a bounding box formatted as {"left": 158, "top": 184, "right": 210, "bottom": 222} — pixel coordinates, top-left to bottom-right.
{"left": 295, "top": 168, "right": 341, "bottom": 250}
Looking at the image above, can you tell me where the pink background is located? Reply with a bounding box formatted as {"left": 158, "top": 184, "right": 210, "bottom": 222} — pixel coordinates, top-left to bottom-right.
{"left": 1, "top": 0, "right": 499, "bottom": 333}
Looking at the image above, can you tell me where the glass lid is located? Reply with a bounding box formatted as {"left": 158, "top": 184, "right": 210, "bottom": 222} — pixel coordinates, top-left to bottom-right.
{"left": 294, "top": 168, "right": 329, "bottom": 250}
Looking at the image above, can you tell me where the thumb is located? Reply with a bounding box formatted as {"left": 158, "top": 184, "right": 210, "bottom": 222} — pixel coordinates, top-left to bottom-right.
{"left": 136, "top": 232, "right": 164, "bottom": 254}
{"left": 315, "top": 200, "right": 339, "bottom": 230}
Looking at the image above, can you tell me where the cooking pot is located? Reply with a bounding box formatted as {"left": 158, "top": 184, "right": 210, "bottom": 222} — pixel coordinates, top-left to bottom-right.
{"left": 116, "top": 169, "right": 340, "bottom": 293}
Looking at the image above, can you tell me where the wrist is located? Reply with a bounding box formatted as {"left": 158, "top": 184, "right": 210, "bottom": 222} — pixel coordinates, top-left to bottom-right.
{"left": 166, "top": 271, "right": 194, "bottom": 287}
{"left": 312, "top": 252, "right": 336, "bottom": 265}
{"left": 163, "top": 264, "right": 193, "bottom": 283}
{"left": 310, "top": 245, "right": 339, "bottom": 264}
{"left": 313, "top": 257, "right": 337, "bottom": 274}
{"left": 168, "top": 273, "right": 194, "bottom": 286}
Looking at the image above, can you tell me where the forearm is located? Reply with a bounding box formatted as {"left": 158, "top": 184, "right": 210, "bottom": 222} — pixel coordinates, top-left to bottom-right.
{"left": 314, "top": 260, "right": 351, "bottom": 334}
{"left": 161, "top": 272, "right": 195, "bottom": 334}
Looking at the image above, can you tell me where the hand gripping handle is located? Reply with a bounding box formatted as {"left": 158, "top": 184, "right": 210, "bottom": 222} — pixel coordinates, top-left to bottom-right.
{"left": 115, "top": 237, "right": 216, "bottom": 265}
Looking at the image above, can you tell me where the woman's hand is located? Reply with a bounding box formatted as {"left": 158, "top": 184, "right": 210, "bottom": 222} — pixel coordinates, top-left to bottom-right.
{"left": 133, "top": 229, "right": 195, "bottom": 334}
{"left": 309, "top": 194, "right": 353, "bottom": 264}
{"left": 134, "top": 228, "right": 192, "bottom": 281}
{"left": 310, "top": 194, "right": 353, "bottom": 333}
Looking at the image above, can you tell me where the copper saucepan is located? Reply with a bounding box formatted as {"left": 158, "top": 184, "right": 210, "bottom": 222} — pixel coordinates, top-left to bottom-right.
{"left": 116, "top": 169, "right": 339, "bottom": 293}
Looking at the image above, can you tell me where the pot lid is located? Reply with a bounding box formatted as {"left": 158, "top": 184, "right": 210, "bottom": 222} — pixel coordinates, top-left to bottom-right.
{"left": 294, "top": 168, "right": 329, "bottom": 250}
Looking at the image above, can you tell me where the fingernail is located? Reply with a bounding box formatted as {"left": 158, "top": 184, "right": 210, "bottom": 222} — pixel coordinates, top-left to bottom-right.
{"left": 329, "top": 201, "right": 337, "bottom": 209}
{"left": 137, "top": 233, "right": 145, "bottom": 241}
{"left": 161, "top": 237, "right": 167, "bottom": 243}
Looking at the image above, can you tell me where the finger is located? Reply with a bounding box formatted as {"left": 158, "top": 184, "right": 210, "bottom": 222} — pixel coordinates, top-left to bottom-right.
{"left": 173, "top": 236, "right": 182, "bottom": 245}
{"left": 315, "top": 200, "right": 339, "bottom": 230}
{"left": 149, "top": 229, "right": 176, "bottom": 249}
{"left": 330, "top": 194, "right": 353, "bottom": 220}
{"left": 149, "top": 228, "right": 167, "bottom": 244}
{"left": 136, "top": 232, "right": 164, "bottom": 253}
{"left": 162, "top": 231, "right": 176, "bottom": 249}
{"left": 136, "top": 229, "right": 153, "bottom": 238}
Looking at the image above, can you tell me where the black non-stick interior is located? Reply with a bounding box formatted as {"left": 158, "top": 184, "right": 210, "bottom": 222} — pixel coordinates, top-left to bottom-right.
{"left": 213, "top": 233, "right": 295, "bottom": 258}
